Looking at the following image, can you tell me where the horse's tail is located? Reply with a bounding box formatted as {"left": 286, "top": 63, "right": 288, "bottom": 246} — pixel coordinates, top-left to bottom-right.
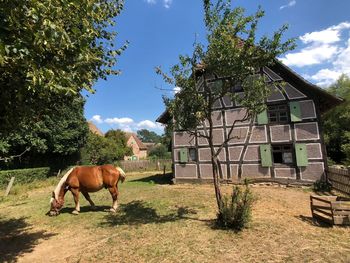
{"left": 116, "top": 166, "right": 126, "bottom": 183}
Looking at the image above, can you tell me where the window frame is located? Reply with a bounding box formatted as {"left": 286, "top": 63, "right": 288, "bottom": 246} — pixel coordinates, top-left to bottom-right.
{"left": 271, "top": 144, "right": 294, "bottom": 165}
{"left": 268, "top": 104, "right": 289, "bottom": 124}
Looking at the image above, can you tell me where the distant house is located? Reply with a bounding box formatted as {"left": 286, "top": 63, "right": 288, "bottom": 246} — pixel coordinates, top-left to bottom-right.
{"left": 124, "top": 133, "right": 148, "bottom": 160}
{"left": 87, "top": 121, "right": 103, "bottom": 136}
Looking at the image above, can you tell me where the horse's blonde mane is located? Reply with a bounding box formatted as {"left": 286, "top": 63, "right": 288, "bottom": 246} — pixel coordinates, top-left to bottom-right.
{"left": 52, "top": 167, "right": 74, "bottom": 201}
{"left": 116, "top": 166, "right": 126, "bottom": 178}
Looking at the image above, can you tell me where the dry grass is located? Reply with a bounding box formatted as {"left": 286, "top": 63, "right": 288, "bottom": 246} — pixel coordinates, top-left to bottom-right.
{"left": 0, "top": 172, "right": 349, "bottom": 263}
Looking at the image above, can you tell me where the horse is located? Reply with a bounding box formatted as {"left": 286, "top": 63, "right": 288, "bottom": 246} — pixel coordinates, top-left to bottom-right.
{"left": 47, "top": 165, "right": 126, "bottom": 216}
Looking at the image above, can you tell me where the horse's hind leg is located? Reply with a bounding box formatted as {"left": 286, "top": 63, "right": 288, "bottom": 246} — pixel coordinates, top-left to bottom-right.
{"left": 82, "top": 191, "right": 96, "bottom": 210}
{"left": 108, "top": 186, "right": 119, "bottom": 213}
{"left": 70, "top": 188, "right": 80, "bottom": 215}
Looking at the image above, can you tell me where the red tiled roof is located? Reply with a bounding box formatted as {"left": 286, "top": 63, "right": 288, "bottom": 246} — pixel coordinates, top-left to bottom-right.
{"left": 87, "top": 121, "right": 104, "bottom": 136}
{"left": 125, "top": 132, "right": 147, "bottom": 150}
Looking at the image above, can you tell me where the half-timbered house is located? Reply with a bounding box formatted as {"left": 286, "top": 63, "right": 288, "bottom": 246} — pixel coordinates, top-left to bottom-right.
{"left": 156, "top": 60, "right": 343, "bottom": 183}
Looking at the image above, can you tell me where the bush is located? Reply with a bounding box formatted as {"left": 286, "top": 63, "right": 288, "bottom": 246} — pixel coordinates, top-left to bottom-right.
{"left": 217, "top": 184, "right": 255, "bottom": 231}
{"left": 313, "top": 180, "right": 332, "bottom": 192}
{"left": 0, "top": 167, "right": 51, "bottom": 188}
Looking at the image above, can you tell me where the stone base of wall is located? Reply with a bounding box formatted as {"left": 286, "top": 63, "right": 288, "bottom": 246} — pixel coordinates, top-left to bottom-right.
{"left": 174, "top": 177, "right": 314, "bottom": 186}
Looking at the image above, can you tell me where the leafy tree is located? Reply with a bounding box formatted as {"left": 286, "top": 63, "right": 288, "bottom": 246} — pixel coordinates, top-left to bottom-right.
{"left": 157, "top": 0, "right": 295, "bottom": 225}
{"left": 0, "top": 93, "right": 88, "bottom": 168}
{"left": 105, "top": 129, "right": 132, "bottom": 158}
{"left": 0, "top": 0, "right": 127, "bottom": 134}
{"left": 137, "top": 129, "right": 161, "bottom": 143}
{"left": 81, "top": 132, "right": 119, "bottom": 165}
{"left": 148, "top": 144, "right": 171, "bottom": 159}
{"left": 323, "top": 74, "right": 350, "bottom": 165}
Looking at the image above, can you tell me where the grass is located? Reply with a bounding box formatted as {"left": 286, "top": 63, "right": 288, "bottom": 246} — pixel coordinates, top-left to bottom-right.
{"left": 0, "top": 171, "right": 349, "bottom": 262}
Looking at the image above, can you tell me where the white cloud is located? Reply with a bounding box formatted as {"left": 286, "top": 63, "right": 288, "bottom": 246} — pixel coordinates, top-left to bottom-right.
{"left": 279, "top": 21, "right": 350, "bottom": 86}
{"left": 309, "top": 69, "right": 342, "bottom": 87}
{"left": 333, "top": 38, "right": 350, "bottom": 73}
{"left": 91, "top": 115, "right": 163, "bottom": 133}
{"left": 309, "top": 39, "right": 350, "bottom": 86}
{"left": 280, "top": 0, "right": 296, "bottom": 10}
{"left": 300, "top": 22, "right": 350, "bottom": 45}
{"left": 280, "top": 44, "right": 339, "bottom": 67}
{"left": 163, "top": 0, "right": 172, "bottom": 9}
{"left": 90, "top": 115, "right": 103, "bottom": 124}
{"left": 145, "top": 0, "right": 156, "bottom": 4}
{"left": 105, "top": 117, "right": 134, "bottom": 125}
{"left": 137, "top": 120, "right": 163, "bottom": 130}
{"left": 144, "top": 0, "right": 172, "bottom": 8}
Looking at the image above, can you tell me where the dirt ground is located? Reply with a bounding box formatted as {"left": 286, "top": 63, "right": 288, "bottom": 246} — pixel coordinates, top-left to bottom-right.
{"left": 0, "top": 172, "right": 349, "bottom": 263}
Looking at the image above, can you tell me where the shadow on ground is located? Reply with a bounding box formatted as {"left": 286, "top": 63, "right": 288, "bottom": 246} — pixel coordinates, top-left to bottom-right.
{"left": 0, "top": 216, "right": 56, "bottom": 262}
{"left": 100, "top": 200, "right": 198, "bottom": 227}
{"left": 59, "top": 205, "right": 111, "bottom": 215}
{"left": 296, "top": 215, "right": 332, "bottom": 228}
{"left": 128, "top": 172, "right": 173, "bottom": 185}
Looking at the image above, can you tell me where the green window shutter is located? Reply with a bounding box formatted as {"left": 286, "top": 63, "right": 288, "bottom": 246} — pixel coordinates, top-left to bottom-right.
{"left": 179, "top": 148, "right": 188, "bottom": 163}
{"left": 295, "top": 143, "right": 308, "bottom": 167}
{"left": 260, "top": 144, "right": 272, "bottom": 167}
{"left": 257, "top": 109, "right": 268, "bottom": 125}
{"left": 290, "top": 101, "right": 301, "bottom": 122}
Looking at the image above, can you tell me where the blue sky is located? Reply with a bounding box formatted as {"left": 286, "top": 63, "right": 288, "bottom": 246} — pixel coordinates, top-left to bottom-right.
{"left": 86, "top": 0, "right": 350, "bottom": 135}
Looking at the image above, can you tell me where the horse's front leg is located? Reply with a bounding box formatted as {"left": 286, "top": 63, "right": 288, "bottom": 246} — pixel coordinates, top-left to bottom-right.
{"left": 70, "top": 188, "right": 80, "bottom": 215}
{"left": 108, "top": 186, "right": 119, "bottom": 213}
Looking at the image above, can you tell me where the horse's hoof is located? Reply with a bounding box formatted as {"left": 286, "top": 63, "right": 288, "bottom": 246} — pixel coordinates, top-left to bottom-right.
{"left": 72, "top": 210, "right": 79, "bottom": 215}
{"left": 109, "top": 208, "right": 117, "bottom": 213}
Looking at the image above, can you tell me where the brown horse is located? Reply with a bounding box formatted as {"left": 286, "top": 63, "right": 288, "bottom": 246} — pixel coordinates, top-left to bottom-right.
{"left": 47, "top": 165, "right": 126, "bottom": 216}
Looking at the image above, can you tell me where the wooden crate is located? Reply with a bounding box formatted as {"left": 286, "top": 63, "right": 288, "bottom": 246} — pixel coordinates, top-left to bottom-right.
{"left": 310, "top": 195, "right": 350, "bottom": 225}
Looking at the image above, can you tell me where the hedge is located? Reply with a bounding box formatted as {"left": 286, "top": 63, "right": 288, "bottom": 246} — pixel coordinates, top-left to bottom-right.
{"left": 0, "top": 167, "right": 51, "bottom": 188}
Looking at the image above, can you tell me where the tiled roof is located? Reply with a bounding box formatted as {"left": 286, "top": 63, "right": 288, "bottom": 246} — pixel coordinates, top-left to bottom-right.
{"left": 125, "top": 132, "right": 147, "bottom": 150}
{"left": 87, "top": 121, "right": 104, "bottom": 136}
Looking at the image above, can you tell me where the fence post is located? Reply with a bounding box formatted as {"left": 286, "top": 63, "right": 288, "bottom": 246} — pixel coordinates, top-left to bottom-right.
{"left": 163, "top": 165, "right": 166, "bottom": 176}
{"left": 4, "top": 177, "right": 15, "bottom": 197}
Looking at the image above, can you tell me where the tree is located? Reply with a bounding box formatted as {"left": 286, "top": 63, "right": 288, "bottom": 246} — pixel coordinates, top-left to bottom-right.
{"left": 81, "top": 132, "right": 119, "bottom": 165}
{"left": 105, "top": 129, "right": 132, "bottom": 159}
{"left": 157, "top": 0, "right": 295, "bottom": 223}
{"left": 148, "top": 144, "right": 171, "bottom": 159}
{"left": 0, "top": 0, "right": 127, "bottom": 134}
{"left": 0, "top": 93, "right": 89, "bottom": 169}
{"left": 137, "top": 129, "right": 161, "bottom": 143}
{"left": 323, "top": 74, "right": 350, "bottom": 165}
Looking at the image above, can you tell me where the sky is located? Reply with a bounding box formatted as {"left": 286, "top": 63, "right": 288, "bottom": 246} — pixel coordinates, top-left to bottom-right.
{"left": 86, "top": 0, "right": 350, "bottom": 135}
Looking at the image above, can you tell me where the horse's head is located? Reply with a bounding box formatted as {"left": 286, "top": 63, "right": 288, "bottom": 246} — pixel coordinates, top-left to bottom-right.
{"left": 46, "top": 191, "right": 64, "bottom": 216}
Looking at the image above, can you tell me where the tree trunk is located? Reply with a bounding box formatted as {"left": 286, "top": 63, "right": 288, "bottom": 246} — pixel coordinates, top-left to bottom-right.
{"left": 211, "top": 155, "right": 223, "bottom": 211}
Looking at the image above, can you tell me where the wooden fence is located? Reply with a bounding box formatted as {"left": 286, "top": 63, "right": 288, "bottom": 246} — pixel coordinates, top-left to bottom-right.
{"left": 118, "top": 159, "right": 172, "bottom": 173}
{"left": 327, "top": 167, "right": 350, "bottom": 196}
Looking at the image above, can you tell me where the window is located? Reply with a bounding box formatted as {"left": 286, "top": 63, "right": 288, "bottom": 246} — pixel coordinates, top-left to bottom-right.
{"left": 272, "top": 145, "right": 293, "bottom": 164}
{"left": 189, "top": 148, "right": 197, "bottom": 162}
{"left": 268, "top": 104, "right": 289, "bottom": 124}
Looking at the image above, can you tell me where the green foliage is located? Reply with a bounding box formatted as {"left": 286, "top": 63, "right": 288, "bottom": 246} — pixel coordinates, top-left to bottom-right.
{"left": 156, "top": 0, "right": 295, "bottom": 213}
{"left": 0, "top": 93, "right": 88, "bottom": 169}
{"left": 313, "top": 180, "right": 332, "bottom": 192}
{"left": 217, "top": 184, "right": 255, "bottom": 231}
{"left": 105, "top": 129, "right": 132, "bottom": 157}
{"left": 323, "top": 74, "right": 350, "bottom": 165}
{"left": 81, "top": 130, "right": 131, "bottom": 165}
{"left": 148, "top": 144, "right": 171, "bottom": 159}
{"left": 137, "top": 129, "right": 161, "bottom": 143}
{"left": 0, "top": 0, "right": 127, "bottom": 134}
{"left": 0, "top": 167, "right": 51, "bottom": 188}
{"left": 157, "top": 0, "right": 295, "bottom": 132}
